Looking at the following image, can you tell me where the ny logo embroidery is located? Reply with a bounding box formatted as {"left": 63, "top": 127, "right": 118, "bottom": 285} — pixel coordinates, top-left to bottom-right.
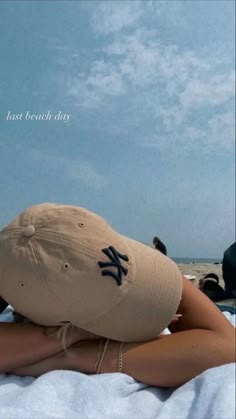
{"left": 98, "top": 246, "right": 129, "bottom": 286}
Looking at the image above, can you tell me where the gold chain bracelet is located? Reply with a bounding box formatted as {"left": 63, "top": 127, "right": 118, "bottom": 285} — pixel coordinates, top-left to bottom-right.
{"left": 118, "top": 342, "right": 125, "bottom": 373}
{"left": 96, "top": 339, "right": 125, "bottom": 374}
{"left": 95, "top": 338, "right": 104, "bottom": 373}
{"left": 96, "top": 338, "right": 110, "bottom": 374}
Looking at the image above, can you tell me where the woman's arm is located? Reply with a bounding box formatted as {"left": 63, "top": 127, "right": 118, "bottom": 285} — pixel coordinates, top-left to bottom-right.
{"left": 0, "top": 322, "right": 84, "bottom": 373}
{"left": 107, "top": 329, "right": 235, "bottom": 387}
{"left": 9, "top": 277, "right": 235, "bottom": 386}
{"left": 10, "top": 327, "right": 235, "bottom": 387}
{"left": 168, "top": 276, "right": 235, "bottom": 337}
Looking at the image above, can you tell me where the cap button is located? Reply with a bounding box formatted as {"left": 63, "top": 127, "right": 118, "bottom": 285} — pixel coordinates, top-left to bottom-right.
{"left": 23, "top": 225, "right": 36, "bottom": 237}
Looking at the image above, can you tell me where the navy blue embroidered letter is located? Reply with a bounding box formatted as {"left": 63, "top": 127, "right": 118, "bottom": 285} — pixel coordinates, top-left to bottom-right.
{"left": 98, "top": 246, "right": 129, "bottom": 286}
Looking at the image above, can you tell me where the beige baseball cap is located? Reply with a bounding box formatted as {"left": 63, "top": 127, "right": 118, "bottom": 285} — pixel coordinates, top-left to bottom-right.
{"left": 0, "top": 203, "right": 183, "bottom": 342}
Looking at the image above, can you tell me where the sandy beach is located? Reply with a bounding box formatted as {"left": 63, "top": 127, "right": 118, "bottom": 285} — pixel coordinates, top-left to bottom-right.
{"left": 177, "top": 263, "right": 235, "bottom": 307}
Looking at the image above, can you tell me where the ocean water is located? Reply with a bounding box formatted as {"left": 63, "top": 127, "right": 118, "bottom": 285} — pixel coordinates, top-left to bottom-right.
{"left": 172, "top": 257, "right": 222, "bottom": 264}
{"left": 141, "top": 244, "right": 222, "bottom": 264}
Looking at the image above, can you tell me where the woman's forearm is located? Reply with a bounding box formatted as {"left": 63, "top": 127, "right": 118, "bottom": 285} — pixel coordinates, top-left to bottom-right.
{"left": 168, "top": 276, "right": 235, "bottom": 338}
{"left": 0, "top": 322, "right": 80, "bottom": 373}
{"left": 6, "top": 277, "right": 235, "bottom": 385}
{"left": 116, "top": 329, "right": 235, "bottom": 387}
{"left": 9, "top": 351, "right": 69, "bottom": 377}
{"left": 11, "top": 328, "right": 235, "bottom": 388}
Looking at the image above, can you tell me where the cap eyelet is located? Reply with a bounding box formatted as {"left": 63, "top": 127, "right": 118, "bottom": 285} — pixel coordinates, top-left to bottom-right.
{"left": 20, "top": 282, "right": 25, "bottom": 287}
{"left": 63, "top": 263, "right": 70, "bottom": 270}
{"left": 78, "top": 222, "right": 84, "bottom": 228}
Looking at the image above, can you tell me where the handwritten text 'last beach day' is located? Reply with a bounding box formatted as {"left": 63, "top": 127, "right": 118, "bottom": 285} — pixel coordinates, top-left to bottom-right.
{"left": 6, "top": 111, "right": 70, "bottom": 123}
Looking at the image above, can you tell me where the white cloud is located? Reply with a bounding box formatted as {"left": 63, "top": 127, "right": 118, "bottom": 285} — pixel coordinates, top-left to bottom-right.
{"left": 90, "top": 1, "right": 144, "bottom": 35}
{"left": 67, "top": 161, "right": 107, "bottom": 189}
{"left": 67, "top": 27, "right": 226, "bottom": 111}
{"left": 179, "top": 71, "right": 235, "bottom": 109}
{"left": 207, "top": 112, "right": 235, "bottom": 151}
{"left": 141, "top": 109, "right": 235, "bottom": 154}
{"left": 67, "top": 58, "right": 126, "bottom": 109}
{"left": 90, "top": 1, "right": 184, "bottom": 35}
{"left": 31, "top": 150, "right": 107, "bottom": 189}
{"left": 141, "top": 110, "right": 235, "bottom": 155}
{"left": 59, "top": 2, "right": 235, "bottom": 155}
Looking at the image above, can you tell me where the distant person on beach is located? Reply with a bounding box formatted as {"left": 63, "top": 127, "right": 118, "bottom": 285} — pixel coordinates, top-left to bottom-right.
{"left": 153, "top": 236, "right": 167, "bottom": 255}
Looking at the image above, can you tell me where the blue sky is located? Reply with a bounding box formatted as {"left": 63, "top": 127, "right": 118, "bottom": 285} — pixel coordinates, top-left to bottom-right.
{"left": 0, "top": 0, "right": 235, "bottom": 259}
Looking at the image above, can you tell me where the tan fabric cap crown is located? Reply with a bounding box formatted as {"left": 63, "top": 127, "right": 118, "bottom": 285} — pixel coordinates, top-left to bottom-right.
{"left": 0, "top": 203, "right": 183, "bottom": 342}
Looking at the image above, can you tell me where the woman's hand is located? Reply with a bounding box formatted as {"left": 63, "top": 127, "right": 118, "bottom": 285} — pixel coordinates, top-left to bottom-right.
{"left": 0, "top": 319, "right": 104, "bottom": 375}
{"left": 9, "top": 340, "right": 99, "bottom": 377}
{"left": 10, "top": 350, "right": 69, "bottom": 377}
{"left": 10, "top": 339, "right": 121, "bottom": 377}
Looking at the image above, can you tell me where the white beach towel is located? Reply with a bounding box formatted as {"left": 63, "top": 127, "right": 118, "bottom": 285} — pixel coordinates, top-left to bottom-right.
{"left": 0, "top": 307, "right": 235, "bottom": 419}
